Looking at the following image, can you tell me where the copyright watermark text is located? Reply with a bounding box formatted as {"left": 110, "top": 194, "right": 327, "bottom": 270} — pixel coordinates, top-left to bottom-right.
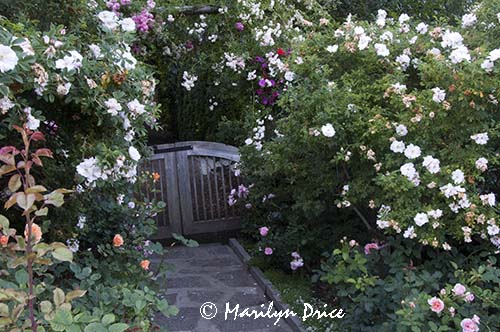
{"left": 200, "top": 301, "right": 345, "bottom": 325}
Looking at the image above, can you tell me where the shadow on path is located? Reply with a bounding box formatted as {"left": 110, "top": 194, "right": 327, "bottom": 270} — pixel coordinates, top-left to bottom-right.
{"left": 153, "top": 243, "right": 294, "bottom": 332}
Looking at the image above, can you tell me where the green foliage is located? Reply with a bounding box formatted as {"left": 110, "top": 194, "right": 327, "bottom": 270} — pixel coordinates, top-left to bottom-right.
{"left": 315, "top": 238, "right": 500, "bottom": 331}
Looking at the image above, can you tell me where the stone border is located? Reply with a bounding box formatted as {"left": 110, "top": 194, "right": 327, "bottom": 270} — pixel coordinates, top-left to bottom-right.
{"left": 228, "top": 238, "right": 305, "bottom": 332}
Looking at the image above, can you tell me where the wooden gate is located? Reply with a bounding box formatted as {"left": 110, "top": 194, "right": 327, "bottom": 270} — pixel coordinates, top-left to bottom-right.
{"left": 141, "top": 141, "right": 242, "bottom": 238}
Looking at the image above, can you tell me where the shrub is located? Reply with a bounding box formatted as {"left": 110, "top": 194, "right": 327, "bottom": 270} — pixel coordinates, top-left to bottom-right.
{"left": 240, "top": 0, "right": 500, "bottom": 265}
{"left": 0, "top": 2, "right": 175, "bottom": 330}
{"left": 315, "top": 237, "right": 500, "bottom": 331}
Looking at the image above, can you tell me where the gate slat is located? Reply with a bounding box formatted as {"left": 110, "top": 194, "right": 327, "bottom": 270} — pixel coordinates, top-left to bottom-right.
{"left": 199, "top": 158, "right": 207, "bottom": 221}
{"left": 220, "top": 160, "right": 229, "bottom": 218}
{"left": 206, "top": 157, "right": 214, "bottom": 220}
{"left": 213, "top": 157, "right": 221, "bottom": 219}
{"left": 190, "top": 157, "right": 200, "bottom": 221}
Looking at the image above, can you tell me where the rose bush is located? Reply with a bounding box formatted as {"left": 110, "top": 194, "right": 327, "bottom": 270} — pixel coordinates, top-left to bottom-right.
{"left": 240, "top": 0, "right": 500, "bottom": 259}
{"left": 315, "top": 237, "right": 499, "bottom": 331}
{"left": 0, "top": 2, "right": 176, "bottom": 330}
{"left": 235, "top": 1, "right": 500, "bottom": 330}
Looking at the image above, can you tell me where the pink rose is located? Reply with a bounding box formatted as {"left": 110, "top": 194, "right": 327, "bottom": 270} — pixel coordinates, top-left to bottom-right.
{"left": 460, "top": 318, "right": 479, "bottom": 332}
{"left": 264, "top": 247, "right": 273, "bottom": 255}
{"left": 259, "top": 226, "right": 269, "bottom": 236}
{"left": 452, "top": 283, "right": 466, "bottom": 296}
{"left": 464, "top": 292, "right": 475, "bottom": 303}
{"left": 427, "top": 296, "right": 445, "bottom": 314}
{"left": 364, "top": 242, "right": 380, "bottom": 254}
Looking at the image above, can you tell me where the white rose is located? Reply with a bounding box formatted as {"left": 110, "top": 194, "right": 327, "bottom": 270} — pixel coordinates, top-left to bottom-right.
{"left": 120, "top": 18, "right": 136, "bottom": 32}
{"left": 390, "top": 140, "right": 405, "bottom": 153}
{"left": 129, "top": 146, "right": 141, "bottom": 161}
{"left": 414, "top": 213, "right": 429, "bottom": 226}
{"left": 404, "top": 144, "right": 421, "bottom": 159}
{"left": 97, "top": 11, "right": 119, "bottom": 30}
{"left": 0, "top": 45, "right": 18, "bottom": 72}
{"left": 321, "top": 123, "right": 336, "bottom": 137}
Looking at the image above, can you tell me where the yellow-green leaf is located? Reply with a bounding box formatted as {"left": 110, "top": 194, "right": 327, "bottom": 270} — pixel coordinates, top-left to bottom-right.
{"left": 16, "top": 193, "right": 35, "bottom": 211}
{"left": 40, "top": 301, "right": 53, "bottom": 314}
{"left": 65, "top": 290, "right": 87, "bottom": 302}
{"left": 44, "top": 191, "right": 64, "bottom": 207}
{"left": 35, "top": 207, "right": 48, "bottom": 217}
{"left": 53, "top": 288, "right": 65, "bottom": 307}
{"left": 0, "top": 215, "right": 9, "bottom": 230}
{"left": 52, "top": 247, "right": 73, "bottom": 262}
{"left": 26, "top": 186, "right": 47, "bottom": 194}
{"left": 8, "top": 174, "right": 21, "bottom": 192}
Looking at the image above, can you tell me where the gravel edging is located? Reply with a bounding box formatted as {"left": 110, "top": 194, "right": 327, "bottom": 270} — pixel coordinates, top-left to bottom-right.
{"left": 228, "top": 238, "right": 305, "bottom": 332}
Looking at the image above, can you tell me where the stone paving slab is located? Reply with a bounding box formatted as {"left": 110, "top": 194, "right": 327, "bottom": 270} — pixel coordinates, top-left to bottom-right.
{"left": 154, "top": 243, "right": 295, "bottom": 332}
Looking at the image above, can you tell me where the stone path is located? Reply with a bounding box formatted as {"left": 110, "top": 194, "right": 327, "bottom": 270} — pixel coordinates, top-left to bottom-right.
{"left": 153, "top": 243, "right": 295, "bottom": 332}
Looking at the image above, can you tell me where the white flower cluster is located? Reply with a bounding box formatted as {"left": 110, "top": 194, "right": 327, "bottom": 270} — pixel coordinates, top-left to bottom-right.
{"left": 55, "top": 50, "right": 83, "bottom": 71}
{"left": 255, "top": 22, "right": 282, "bottom": 47}
{"left": 97, "top": 11, "right": 136, "bottom": 32}
{"left": 76, "top": 148, "right": 140, "bottom": 186}
{"left": 188, "top": 15, "right": 208, "bottom": 41}
{"left": 223, "top": 53, "right": 246, "bottom": 73}
{"left": 245, "top": 115, "right": 272, "bottom": 151}
{"left": 181, "top": 71, "right": 198, "bottom": 91}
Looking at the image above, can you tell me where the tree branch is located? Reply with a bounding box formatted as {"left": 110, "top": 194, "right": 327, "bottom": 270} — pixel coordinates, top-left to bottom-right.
{"left": 159, "top": 5, "right": 221, "bottom": 16}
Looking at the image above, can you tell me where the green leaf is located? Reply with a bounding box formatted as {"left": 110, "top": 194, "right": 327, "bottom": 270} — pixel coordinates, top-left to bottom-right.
{"left": 0, "top": 215, "right": 9, "bottom": 230}
{"left": 15, "top": 270, "right": 28, "bottom": 285}
{"left": 44, "top": 191, "right": 65, "bottom": 207}
{"left": 35, "top": 207, "right": 49, "bottom": 217}
{"left": 53, "top": 288, "right": 65, "bottom": 307}
{"left": 67, "top": 325, "right": 82, "bottom": 332}
{"left": 49, "top": 309, "right": 73, "bottom": 331}
{"left": 172, "top": 233, "right": 199, "bottom": 247}
{"left": 40, "top": 301, "right": 52, "bottom": 314}
{"left": 101, "top": 314, "right": 115, "bottom": 325}
{"left": 74, "top": 312, "right": 95, "bottom": 324}
{"left": 108, "top": 323, "right": 129, "bottom": 332}
{"left": 52, "top": 247, "right": 73, "bottom": 262}
{"left": 66, "top": 290, "right": 87, "bottom": 302}
{"left": 84, "top": 323, "right": 107, "bottom": 332}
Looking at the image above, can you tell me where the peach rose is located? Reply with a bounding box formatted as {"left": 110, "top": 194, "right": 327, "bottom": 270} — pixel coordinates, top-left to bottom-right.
{"left": 140, "top": 260, "right": 150, "bottom": 270}
{"left": 152, "top": 172, "right": 160, "bottom": 182}
{"left": 0, "top": 235, "right": 8, "bottom": 246}
{"left": 24, "top": 223, "right": 42, "bottom": 244}
{"left": 113, "top": 234, "right": 124, "bottom": 247}
{"left": 427, "top": 296, "right": 445, "bottom": 314}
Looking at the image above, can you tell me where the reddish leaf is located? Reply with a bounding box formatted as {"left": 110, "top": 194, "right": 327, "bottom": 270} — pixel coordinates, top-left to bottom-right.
{"left": 12, "top": 125, "right": 24, "bottom": 134}
{"left": 32, "top": 155, "right": 43, "bottom": 167}
{"left": 30, "top": 132, "right": 45, "bottom": 141}
{"left": 35, "top": 148, "right": 53, "bottom": 158}
{"left": 0, "top": 146, "right": 19, "bottom": 155}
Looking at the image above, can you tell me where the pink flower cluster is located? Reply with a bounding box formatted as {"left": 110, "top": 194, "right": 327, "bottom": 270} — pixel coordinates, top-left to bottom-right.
{"left": 364, "top": 242, "right": 380, "bottom": 254}
{"left": 427, "top": 284, "right": 479, "bottom": 332}
{"left": 452, "top": 283, "right": 475, "bottom": 302}
{"left": 461, "top": 316, "right": 480, "bottom": 332}
{"left": 106, "top": 0, "right": 131, "bottom": 12}
{"left": 132, "top": 10, "right": 155, "bottom": 33}
{"left": 290, "top": 251, "right": 304, "bottom": 270}
{"left": 228, "top": 184, "right": 250, "bottom": 206}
